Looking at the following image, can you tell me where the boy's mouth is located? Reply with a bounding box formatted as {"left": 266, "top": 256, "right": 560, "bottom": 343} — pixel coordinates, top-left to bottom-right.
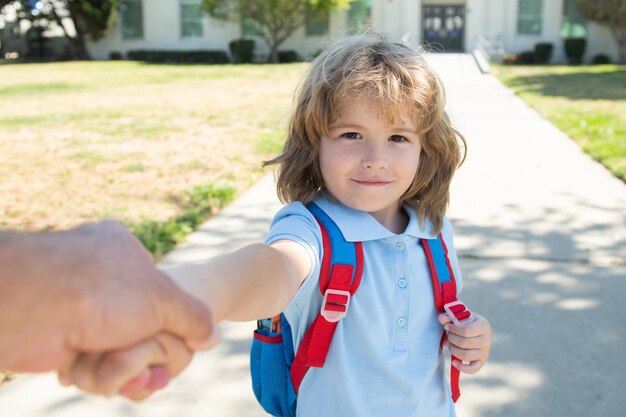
{"left": 352, "top": 179, "right": 392, "bottom": 186}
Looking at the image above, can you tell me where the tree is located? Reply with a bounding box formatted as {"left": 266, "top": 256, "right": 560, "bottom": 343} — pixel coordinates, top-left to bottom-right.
{"left": 577, "top": 0, "right": 626, "bottom": 64}
{"left": 202, "top": 0, "right": 353, "bottom": 63}
{"left": 0, "top": 0, "right": 118, "bottom": 60}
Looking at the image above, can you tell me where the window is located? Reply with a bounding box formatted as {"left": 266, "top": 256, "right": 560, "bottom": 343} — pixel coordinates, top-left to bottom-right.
{"left": 561, "top": 0, "right": 587, "bottom": 38}
{"left": 120, "top": 0, "right": 143, "bottom": 39}
{"left": 517, "top": 0, "right": 542, "bottom": 35}
{"left": 347, "top": 0, "right": 372, "bottom": 34}
{"left": 180, "top": 0, "right": 203, "bottom": 37}
{"left": 306, "top": 10, "right": 329, "bottom": 36}
{"left": 241, "top": 9, "right": 264, "bottom": 37}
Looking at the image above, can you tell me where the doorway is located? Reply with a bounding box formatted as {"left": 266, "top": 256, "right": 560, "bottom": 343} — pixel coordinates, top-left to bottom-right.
{"left": 422, "top": 4, "right": 465, "bottom": 52}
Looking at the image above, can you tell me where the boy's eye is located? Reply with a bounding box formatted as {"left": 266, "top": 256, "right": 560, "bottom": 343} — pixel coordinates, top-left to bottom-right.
{"left": 390, "top": 135, "right": 408, "bottom": 143}
{"left": 341, "top": 132, "right": 362, "bottom": 140}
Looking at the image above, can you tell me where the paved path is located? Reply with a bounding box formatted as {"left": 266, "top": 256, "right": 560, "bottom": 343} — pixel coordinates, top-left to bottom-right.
{"left": 2, "top": 54, "right": 625, "bottom": 417}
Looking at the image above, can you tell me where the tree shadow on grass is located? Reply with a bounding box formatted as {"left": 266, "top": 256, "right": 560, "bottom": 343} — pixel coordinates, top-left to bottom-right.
{"left": 506, "top": 69, "right": 626, "bottom": 101}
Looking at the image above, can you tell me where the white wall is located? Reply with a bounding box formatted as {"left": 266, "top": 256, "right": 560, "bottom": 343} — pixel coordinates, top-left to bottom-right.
{"left": 86, "top": 0, "right": 620, "bottom": 64}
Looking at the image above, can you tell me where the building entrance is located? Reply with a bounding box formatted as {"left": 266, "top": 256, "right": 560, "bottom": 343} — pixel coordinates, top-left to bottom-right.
{"left": 422, "top": 5, "right": 465, "bottom": 52}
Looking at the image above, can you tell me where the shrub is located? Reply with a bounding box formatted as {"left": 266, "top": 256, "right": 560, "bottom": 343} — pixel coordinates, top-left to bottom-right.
{"left": 533, "top": 42, "right": 553, "bottom": 64}
{"left": 592, "top": 54, "right": 611, "bottom": 65}
{"left": 564, "top": 38, "right": 586, "bottom": 65}
{"left": 109, "top": 51, "right": 123, "bottom": 60}
{"left": 229, "top": 39, "right": 255, "bottom": 63}
{"left": 126, "top": 50, "right": 230, "bottom": 64}
{"left": 278, "top": 50, "right": 300, "bottom": 63}
{"left": 516, "top": 50, "right": 535, "bottom": 64}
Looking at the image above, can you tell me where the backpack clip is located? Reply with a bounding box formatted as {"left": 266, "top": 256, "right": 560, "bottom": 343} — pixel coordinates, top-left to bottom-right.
{"left": 321, "top": 289, "right": 351, "bottom": 323}
{"left": 443, "top": 300, "right": 474, "bottom": 327}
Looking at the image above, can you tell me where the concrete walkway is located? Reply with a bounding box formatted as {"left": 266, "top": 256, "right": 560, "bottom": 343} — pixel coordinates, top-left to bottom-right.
{"left": 1, "top": 53, "right": 625, "bottom": 417}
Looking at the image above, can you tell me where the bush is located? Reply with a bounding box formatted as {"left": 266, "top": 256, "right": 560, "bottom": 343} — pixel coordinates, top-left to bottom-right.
{"left": 564, "top": 38, "right": 586, "bottom": 65}
{"left": 592, "top": 54, "right": 611, "bottom": 65}
{"left": 229, "top": 39, "right": 255, "bottom": 63}
{"left": 533, "top": 42, "right": 553, "bottom": 64}
{"left": 517, "top": 50, "right": 535, "bottom": 64}
{"left": 109, "top": 51, "right": 123, "bottom": 60}
{"left": 278, "top": 50, "right": 300, "bottom": 63}
{"left": 126, "top": 50, "right": 230, "bottom": 64}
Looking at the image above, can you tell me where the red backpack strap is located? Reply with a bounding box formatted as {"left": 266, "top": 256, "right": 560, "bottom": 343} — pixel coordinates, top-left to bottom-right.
{"left": 290, "top": 204, "right": 364, "bottom": 394}
{"left": 422, "top": 234, "right": 470, "bottom": 403}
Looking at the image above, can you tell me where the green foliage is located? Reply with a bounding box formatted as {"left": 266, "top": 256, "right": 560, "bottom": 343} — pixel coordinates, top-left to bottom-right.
{"left": 564, "top": 37, "right": 587, "bottom": 64}
{"left": 126, "top": 49, "right": 230, "bottom": 64}
{"left": 229, "top": 39, "right": 255, "bottom": 63}
{"left": 70, "top": 0, "right": 119, "bottom": 41}
{"left": 592, "top": 53, "right": 612, "bottom": 64}
{"left": 201, "top": 0, "right": 352, "bottom": 62}
{"left": 131, "top": 183, "right": 236, "bottom": 257}
{"left": 576, "top": 0, "right": 626, "bottom": 63}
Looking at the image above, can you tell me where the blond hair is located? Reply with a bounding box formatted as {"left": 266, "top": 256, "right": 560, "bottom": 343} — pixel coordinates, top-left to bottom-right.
{"left": 265, "top": 34, "right": 466, "bottom": 233}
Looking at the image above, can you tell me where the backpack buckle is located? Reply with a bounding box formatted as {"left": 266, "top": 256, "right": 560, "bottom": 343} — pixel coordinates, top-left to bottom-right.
{"left": 321, "top": 289, "right": 351, "bottom": 323}
{"left": 444, "top": 300, "right": 474, "bottom": 326}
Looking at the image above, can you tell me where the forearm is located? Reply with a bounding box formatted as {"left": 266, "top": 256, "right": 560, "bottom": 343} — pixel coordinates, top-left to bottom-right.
{"left": 162, "top": 243, "right": 298, "bottom": 323}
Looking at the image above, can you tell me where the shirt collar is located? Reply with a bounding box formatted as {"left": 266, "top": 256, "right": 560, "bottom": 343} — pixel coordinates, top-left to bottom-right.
{"left": 312, "top": 194, "right": 437, "bottom": 242}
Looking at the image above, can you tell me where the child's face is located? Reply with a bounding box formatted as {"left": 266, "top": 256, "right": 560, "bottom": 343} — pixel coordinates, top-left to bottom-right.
{"left": 319, "top": 97, "right": 422, "bottom": 226}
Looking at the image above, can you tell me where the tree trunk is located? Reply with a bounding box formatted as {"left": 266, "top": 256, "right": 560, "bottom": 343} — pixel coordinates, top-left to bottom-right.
{"left": 268, "top": 44, "right": 279, "bottom": 63}
{"left": 611, "top": 27, "right": 626, "bottom": 64}
{"left": 65, "top": 2, "right": 91, "bottom": 60}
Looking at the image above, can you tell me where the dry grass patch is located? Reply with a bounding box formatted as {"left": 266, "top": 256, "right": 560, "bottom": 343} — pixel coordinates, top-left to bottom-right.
{"left": 0, "top": 61, "right": 306, "bottom": 232}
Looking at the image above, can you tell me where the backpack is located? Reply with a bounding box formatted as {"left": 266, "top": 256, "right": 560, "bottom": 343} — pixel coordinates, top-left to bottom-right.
{"left": 250, "top": 203, "right": 471, "bottom": 417}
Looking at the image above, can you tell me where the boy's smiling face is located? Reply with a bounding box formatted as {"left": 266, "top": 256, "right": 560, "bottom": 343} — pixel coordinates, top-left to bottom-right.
{"left": 319, "top": 97, "right": 422, "bottom": 232}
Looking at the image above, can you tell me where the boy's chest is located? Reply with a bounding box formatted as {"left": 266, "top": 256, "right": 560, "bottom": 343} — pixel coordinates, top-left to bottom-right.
{"left": 345, "top": 237, "right": 442, "bottom": 352}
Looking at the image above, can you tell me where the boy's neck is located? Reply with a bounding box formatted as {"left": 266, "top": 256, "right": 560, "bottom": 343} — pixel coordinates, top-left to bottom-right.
{"left": 369, "top": 206, "right": 409, "bottom": 235}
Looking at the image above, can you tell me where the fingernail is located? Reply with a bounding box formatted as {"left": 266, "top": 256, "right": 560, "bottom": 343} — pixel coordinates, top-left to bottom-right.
{"left": 444, "top": 325, "right": 451, "bottom": 331}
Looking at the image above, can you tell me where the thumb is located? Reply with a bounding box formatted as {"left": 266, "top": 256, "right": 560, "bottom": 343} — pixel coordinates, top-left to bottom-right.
{"left": 157, "top": 274, "right": 217, "bottom": 351}
{"left": 438, "top": 313, "right": 452, "bottom": 326}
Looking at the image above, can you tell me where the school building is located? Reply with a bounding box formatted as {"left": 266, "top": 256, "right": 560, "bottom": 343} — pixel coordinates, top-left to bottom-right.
{"left": 2, "top": 0, "right": 621, "bottom": 64}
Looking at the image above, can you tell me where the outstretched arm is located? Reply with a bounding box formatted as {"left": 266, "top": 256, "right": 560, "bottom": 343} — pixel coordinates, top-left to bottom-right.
{"left": 162, "top": 240, "right": 312, "bottom": 324}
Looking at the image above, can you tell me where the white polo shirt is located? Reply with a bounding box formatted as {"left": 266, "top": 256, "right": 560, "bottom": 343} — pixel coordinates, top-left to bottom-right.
{"left": 264, "top": 195, "right": 462, "bottom": 417}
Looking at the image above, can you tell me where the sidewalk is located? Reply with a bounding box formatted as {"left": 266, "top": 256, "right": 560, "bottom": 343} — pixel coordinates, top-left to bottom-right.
{"left": 1, "top": 54, "right": 625, "bottom": 417}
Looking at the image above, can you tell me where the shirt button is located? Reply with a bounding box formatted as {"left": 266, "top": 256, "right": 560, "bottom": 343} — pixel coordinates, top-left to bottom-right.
{"left": 398, "top": 278, "right": 407, "bottom": 288}
{"left": 397, "top": 317, "right": 406, "bottom": 327}
{"left": 395, "top": 242, "right": 405, "bottom": 251}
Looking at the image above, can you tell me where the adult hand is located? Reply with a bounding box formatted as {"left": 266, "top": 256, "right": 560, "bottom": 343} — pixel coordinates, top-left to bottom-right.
{"left": 0, "top": 221, "right": 217, "bottom": 373}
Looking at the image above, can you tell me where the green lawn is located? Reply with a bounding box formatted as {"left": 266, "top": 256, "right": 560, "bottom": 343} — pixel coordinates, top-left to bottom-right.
{"left": 492, "top": 64, "right": 626, "bottom": 182}
{"left": 0, "top": 61, "right": 306, "bottom": 256}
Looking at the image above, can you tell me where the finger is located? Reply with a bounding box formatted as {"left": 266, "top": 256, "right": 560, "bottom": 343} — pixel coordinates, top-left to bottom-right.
{"left": 445, "top": 332, "right": 486, "bottom": 350}
{"left": 452, "top": 359, "right": 485, "bottom": 375}
{"left": 66, "top": 352, "right": 104, "bottom": 394}
{"left": 152, "top": 333, "right": 192, "bottom": 380}
{"left": 95, "top": 340, "right": 166, "bottom": 396}
{"left": 155, "top": 272, "right": 217, "bottom": 351}
{"left": 447, "top": 342, "right": 483, "bottom": 363}
{"left": 119, "top": 366, "right": 169, "bottom": 398}
{"left": 119, "top": 387, "right": 156, "bottom": 402}
{"left": 120, "top": 369, "right": 151, "bottom": 391}
{"left": 443, "top": 320, "right": 483, "bottom": 338}
{"left": 438, "top": 314, "right": 452, "bottom": 326}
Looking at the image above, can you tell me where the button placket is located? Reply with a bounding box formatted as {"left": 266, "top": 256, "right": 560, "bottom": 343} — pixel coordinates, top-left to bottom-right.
{"left": 392, "top": 238, "right": 410, "bottom": 352}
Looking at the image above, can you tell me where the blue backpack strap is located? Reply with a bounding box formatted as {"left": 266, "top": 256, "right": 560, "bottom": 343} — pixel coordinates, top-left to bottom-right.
{"left": 289, "top": 203, "right": 364, "bottom": 393}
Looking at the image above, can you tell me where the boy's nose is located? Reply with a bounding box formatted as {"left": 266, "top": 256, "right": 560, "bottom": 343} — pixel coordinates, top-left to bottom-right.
{"left": 361, "top": 143, "right": 388, "bottom": 170}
